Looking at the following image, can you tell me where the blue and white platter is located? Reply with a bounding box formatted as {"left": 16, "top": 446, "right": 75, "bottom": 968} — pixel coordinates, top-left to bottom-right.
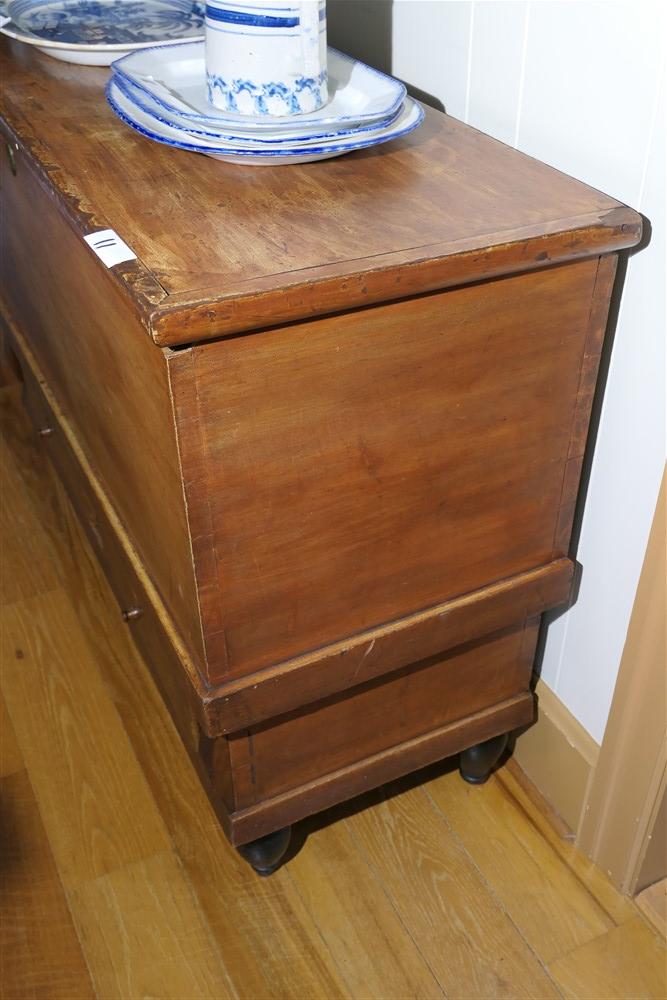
{"left": 106, "top": 75, "right": 424, "bottom": 166}
{"left": 0, "top": 0, "right": 205, "bottom": 65}
{"left": 112, "top": 43, "right": 407, "bottom": 134}
{"left": 113, "top": 73, "right": 402, "bottom": 145}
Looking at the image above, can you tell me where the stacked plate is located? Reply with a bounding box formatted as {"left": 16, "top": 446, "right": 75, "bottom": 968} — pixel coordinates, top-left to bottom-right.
{"left": 0, "top": 0, "right": 205, "bottom": 65}
{"left": 107, "top": 43, "right": 424, "bottom": 166}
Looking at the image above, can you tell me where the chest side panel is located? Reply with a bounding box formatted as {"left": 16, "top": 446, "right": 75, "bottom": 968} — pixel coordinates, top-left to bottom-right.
{"left": 0, "top": 140, "right": 205, "bottom": 668}
{"left": 175, "top": 258, "right": 603, "bottom": 683}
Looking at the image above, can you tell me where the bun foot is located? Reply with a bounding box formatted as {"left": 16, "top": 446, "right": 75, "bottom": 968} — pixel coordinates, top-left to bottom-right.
{"left": 459, "top": 732, "right": 509, "bottom": 785}
{"left": 237, "top": 826, "right": 292, "bottom": 876}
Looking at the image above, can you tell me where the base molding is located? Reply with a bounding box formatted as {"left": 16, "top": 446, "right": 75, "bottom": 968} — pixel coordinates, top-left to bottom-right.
{"left": 228, "top": 694, "right": 534, "bottom": 844}
{"left": 513, "top": 679, "right": 600, "bottom": 834}
{"left": 203, "top": 559, "right": 572, "bottom": 735}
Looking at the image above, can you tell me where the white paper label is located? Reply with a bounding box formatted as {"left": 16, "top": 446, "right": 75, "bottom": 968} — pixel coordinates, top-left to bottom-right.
{"left": 83, "top": 229, "right": 137, "bottom": 268}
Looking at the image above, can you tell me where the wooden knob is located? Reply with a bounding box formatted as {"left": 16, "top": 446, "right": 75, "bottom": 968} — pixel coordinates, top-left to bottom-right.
{"left": 122, "top": 607, "right": 143, "bottom": 622}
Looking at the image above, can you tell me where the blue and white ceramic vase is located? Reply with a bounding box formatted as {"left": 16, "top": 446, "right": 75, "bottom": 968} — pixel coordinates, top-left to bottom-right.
{"left": 205, "top": 0, "right": 327, "bottom": 117}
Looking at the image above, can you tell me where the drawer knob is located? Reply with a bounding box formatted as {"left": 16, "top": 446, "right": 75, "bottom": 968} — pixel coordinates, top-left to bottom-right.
{"left": 122, "top": 607, "right": 143, "bottom": 622}
{"left": 38, "top": 426, "right": 53, "bottom": 437}
{"left": 5, "top": 141, "right": 17, "bottom": 176}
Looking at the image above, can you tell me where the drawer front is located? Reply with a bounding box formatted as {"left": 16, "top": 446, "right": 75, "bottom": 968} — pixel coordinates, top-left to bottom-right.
{"left": 0, "top": 129, "right": 205, "bottom": 669}
{"left": 231, "top": 617, "right": 539, "bottom": 806}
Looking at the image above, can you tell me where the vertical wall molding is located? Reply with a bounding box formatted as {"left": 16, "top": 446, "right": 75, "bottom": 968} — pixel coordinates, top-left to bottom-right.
{"left": 577, "top": 469, "right": 666, "bottom": 892}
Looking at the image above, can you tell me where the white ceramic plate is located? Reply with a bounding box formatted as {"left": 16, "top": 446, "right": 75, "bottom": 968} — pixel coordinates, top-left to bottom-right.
{"left": 113, "top": 73, "right": 402, "bottom": 145}
{"left": 0, "top": 0, "right": 204, "bottom": 65}
{"left": 106, "top": 77, "right": 424, "bottom": 166}
{"left": 112, "top": 43, "right": 407, "bottom": 133}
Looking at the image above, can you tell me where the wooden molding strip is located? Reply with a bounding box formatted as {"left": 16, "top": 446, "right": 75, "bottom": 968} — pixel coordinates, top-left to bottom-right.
{"left": 227, "top": 693, "right": 535, "bottom": 844}
{"left": 513, "top": 678, "right": 600, "bottom": 834}
{"left": 0, "top": 118, "right": 169, "bottom": 330}
{"left": 202, "top": 559, "right": 574, "bottom": 735}
{"left": 577, "top": 468, "right": 667, "bottom": 892}
{"left": 635, "top": 877, "right": 667, "bottom": 938}
{"left": 150, "top": 209, "right": 641, "bottom": 346}
{"left": 515, "top": 471, "right": 667, "bottom": 871}
{"left": 534, "top": 679, "right": 600, "bottom": 768}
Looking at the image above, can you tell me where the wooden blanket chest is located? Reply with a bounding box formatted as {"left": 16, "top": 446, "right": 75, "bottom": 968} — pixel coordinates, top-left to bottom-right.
{"left": 0, "top": 38, "right": 641, "bottom": 872}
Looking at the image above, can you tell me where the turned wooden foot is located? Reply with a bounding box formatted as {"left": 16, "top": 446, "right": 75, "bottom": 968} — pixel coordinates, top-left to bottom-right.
{"left": 237, "top": 826, "right": 292, "bottom": 876}
{"left": 459, "top": 732, "right": 509, "bottom": 785}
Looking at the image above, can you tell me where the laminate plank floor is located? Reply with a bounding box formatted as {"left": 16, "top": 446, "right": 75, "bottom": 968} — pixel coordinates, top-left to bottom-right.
{"left": 1, "top": 384, "right": 666, "bottom": 1000}
{"left": 0, "top": 770, "right": 96, "bottom": 1000}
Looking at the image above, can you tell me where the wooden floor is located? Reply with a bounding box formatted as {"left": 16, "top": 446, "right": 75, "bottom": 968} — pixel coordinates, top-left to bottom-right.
{"left": 637, "top": 880, "right": 667, "bottom": 941}
{"left": 1, "top": 381, "right": 666, "bottom": 1000}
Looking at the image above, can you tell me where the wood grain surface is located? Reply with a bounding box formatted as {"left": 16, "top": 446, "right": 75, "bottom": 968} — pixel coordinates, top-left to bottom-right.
{"left": 201, "top": 558, "right": 573, "bottom": 732}
{"left": 0, "top": 693, "right": 23, "bottom": 778}
{"left": 0, "top": 37, "right": 641, "bottom": 345}
{"left": 0, "top": 141, "right": 205, "bottom": 668}
{"left": 3, "top": 329, "right": 538, "bottom": 848}
{"left": 1, "top": 133, "right": 630, "bottom": 867}
{"left": 1, "top": 32, "right": 656, "bottom": 999}
{"left": 341, "top": 777, "right": 562, "bottom": 999}
{"left": 173, "top": 259, "right": 595, "bottom": 681}
{"left": 0, "top": 770, "right": 95, "bottom": 1000}
{"left": 5, "top": 302, "right": 566, "bottom": 750}
{"left": 636, "top": 879, "right": 667, "bottom": 940}
{"left": 0, "top": 383, "right": 63, "bottom": 606}
{"left": 0, "top": 41, "right": 636, "bottom": 772}
{"left": 286, "top": 817, "right": 445, "bottom": 999}
{"left": 427, "top": 764, "right": 614, "bottom": 962}
{"left": 548, "top": 916, "right": 667, "bottom": 999}
{"left": 240, "top": 621, "right": 538, "bottom": 804}
{"left": 496, "top": 764, "right": 638, "bottom": 928}
{"left": 1, "top": 589, "right": 172, "bottom": 885}
{"left": 67, "top": 852, "right": 237, "bottom": 999}
{"left": 6, "top": 324, "right": 210, "bottom": 751}
{"left": 1, "top": 384, "right": 664, "bottom": 1000}
{"left": 227, "top": 694, "right": 534, "bottom": 844}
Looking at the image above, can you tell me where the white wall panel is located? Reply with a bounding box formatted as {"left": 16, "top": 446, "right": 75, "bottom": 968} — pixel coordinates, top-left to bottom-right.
{"left": 392, "top": 0, "right": 472, "bottom": 119}
{"left": 329, "top": 0, "right": 666, "bottom": 743}
{"left": 547, "top": 66, "right": 665, "bottom": 741}
{"left": 517, "top": 1, "right": 664, "bottom": 205}
{"left": 467, "top": 1, "right": 527, "bottom": 146}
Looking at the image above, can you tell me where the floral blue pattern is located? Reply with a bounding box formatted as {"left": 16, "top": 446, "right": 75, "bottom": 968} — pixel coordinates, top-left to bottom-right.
{"left": 9, "top": 0, "right": 204, "bottom": 45}
{"left": 106, "top": 76, "right": 424, "bottom": 164}
{"left": 207, "top": 69, "right": 327, "bottom": 116}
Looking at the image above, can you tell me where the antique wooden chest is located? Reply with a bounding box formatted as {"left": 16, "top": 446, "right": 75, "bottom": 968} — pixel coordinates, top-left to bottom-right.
{"left": 0, "top": 38, "right": 641, "bottom": 872}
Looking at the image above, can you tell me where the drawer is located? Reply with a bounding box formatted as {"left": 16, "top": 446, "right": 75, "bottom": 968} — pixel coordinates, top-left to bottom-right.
{"left": 230, "top": 617, "right": 539, "bottom": 807}
{"left": 9, "top": 328, "right": 206, "bottom": 762}
{"left": 18, "top": 346, "right": 145, "bottom": 619}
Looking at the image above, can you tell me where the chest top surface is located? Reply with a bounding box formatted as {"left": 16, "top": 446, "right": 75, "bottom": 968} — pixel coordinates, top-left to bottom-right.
{"left": 0, "top": 37, "right": 641, "bottom": 346}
